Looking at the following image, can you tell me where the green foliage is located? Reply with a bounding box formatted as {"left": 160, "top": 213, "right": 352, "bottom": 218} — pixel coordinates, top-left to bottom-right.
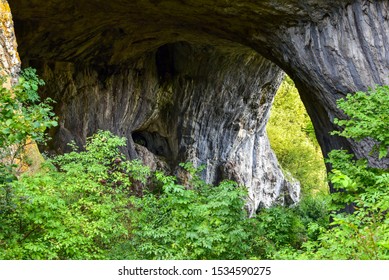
{"left": 1, "top": 128, "right": 266, "bottom": 260}
{"left": 332, "top": 85, "right": 389, "bottom": 159}
{"left": 250, "top": 195, "right": 329, "bottom": 259}
{"left": 255, "top": 207, "right": 305, "bottom": 249}
{"left": 267, "top": 76, "right": 327, "bottom": 195}
{"left": 111, "top": 163, "right": 252, "bottom": 260}
{"left": 53, "top": 131, "right": 150, "bottom": 193}
{"left": 1, "top": 68, "right": 59, "bottom": 255}
{"left": 310, "top": 152, "right": 389, "bottom": 259}
{"left": 0, "top": 131, "right": 145, "bottom": 259}
{"left": 109, "top": 163, "right": 330, "bottom": 260}
{"left": 0, "top": 68, "right": 57, "bottom": 164}
{"left": 296, "top": 85, "right": 389, "bottom": 260}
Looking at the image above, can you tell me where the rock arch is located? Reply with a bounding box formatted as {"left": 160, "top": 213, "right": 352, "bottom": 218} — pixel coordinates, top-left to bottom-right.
{"left": 7, "top": 0, "right": 389, "bottom": 212}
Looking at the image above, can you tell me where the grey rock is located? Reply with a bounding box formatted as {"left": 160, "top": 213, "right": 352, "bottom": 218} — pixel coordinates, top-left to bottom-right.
{"left": 28, "top": 43, "right": 299, "bottom": 214}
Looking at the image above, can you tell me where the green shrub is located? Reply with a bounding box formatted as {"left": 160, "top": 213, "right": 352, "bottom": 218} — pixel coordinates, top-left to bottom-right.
{"left": 332, "top": 85, "right": 389, "bottom": 159}
{"left": 0, "top": 68, "right": 57, "bottom": 167}
{"left": 299, "top": 84, "right": 389, "bottom": 260}
{"left": 111, "top": 163, "right": 253, "bottom": 260}
{"left": 249, "top": 195, "right": 329, "bottom": 259}
{"left": 0, "top": 131, "right": 147, "bottom": 259}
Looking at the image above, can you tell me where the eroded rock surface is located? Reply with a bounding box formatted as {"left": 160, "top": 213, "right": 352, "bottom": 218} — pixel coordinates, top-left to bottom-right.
{"left": 0, "top": 0, "right": 20, "bottom": 84}
{"left": 268, "top": 0, "right": 389, "bottom": 173}
{"left": 28, "top": 42, "right": 299, "bottom": 215}
{"left": 1, "top": 0, "right": 45, "bottom": 174}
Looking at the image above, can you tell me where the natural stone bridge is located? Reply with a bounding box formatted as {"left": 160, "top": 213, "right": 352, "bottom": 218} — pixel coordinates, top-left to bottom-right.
{"left": 4, "top": 0, "right": 389, "bottom": 214}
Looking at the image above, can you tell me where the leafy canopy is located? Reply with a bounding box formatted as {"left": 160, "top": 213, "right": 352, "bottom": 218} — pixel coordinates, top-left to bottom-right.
{"left": 298, "top": 84, "right": 389, "bottom": 260}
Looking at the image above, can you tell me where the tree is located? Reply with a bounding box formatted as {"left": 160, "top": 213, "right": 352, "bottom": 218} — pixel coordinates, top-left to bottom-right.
{"left": 300, "top": 84, "right": 389, "bottom": 259}
{"left": 0, "top": 68, "right": 57, "bottom": 177}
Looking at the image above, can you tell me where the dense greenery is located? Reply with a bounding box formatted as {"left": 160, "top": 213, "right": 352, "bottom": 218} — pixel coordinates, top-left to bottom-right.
{"left": 0, "top": 70, "right": 387, "bottom": 259}
{"left": 1, "top": 131, "right": 146, "bottom": 259}
{"left": 0, "top": 68, "right": 57, "bottom": 170}
{"left": 267, "top": 76, "right": 327, "bottom": 195}
{"left": 0, "top": 129, "right": 328, "bottom": 259}
{"left": 111, "top": 166, "right": 253, "bottom": 260}
{"left": 0, "top": 69, "right": 58, "bottom": 201}
{"left": 301, "top": 85, "right": 389, "bottom": 259}
{"left": 332, "top": 85, "right": 389, "bottom": 159}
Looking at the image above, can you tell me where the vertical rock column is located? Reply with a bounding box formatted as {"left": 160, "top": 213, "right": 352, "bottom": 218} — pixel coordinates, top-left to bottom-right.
{"left": 0, "top": 0, "right": 20, "bottom": 84}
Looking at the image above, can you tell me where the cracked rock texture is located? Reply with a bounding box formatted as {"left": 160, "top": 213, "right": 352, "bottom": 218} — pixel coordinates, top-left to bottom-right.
{"left": 6, "top": 0, "right": 389, "bottom": 211}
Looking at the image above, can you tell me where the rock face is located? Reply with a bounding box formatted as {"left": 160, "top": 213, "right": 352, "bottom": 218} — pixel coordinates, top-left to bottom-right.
{"left": 27, "top": 43, "right": 299, "bottom": 216}
{"left": 7, "top": 0, "right": 389, "bottom": 210}
{"left": 268, "top": 0, "right": 389, "bottom": 175}
{"left": 0, "top": 0, "right": 20, "bottom": 85}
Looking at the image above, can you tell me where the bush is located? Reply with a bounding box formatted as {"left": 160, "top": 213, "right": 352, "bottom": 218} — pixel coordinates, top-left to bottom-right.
{"left": 110, "top": 163, "right": 253, "bottom": 260}
{"left": 0, "top": 68, "right": 57, "bottom": 168}
{"left": 299, "top": 84, "right": 389, "bottom": 260}
{"left": 332, "top": 85, "right": 389, "bottom": 159}
{"left": 0, "top": 131, "right": 144, "bottom": 259}
{"left": 248, "top": 195, "right": 329, "bottom": 259}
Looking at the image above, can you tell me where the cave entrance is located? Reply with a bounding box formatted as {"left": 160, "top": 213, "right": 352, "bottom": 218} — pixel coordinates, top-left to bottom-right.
{"left": 131, "top": 130, "right": 172, "bottom": 160}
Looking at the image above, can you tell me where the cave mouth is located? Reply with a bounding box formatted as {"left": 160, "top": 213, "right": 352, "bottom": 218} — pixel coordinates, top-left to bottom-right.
{"left": 10, "top": 0, "right": 389, "bottom": 175}
{"left": 132, "top": 131, "right": 172, "bottom": 160}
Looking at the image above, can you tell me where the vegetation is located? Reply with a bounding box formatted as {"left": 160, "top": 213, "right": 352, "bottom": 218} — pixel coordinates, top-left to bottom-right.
{"left": 111, "top": 165, "right": 252, "bottom": 260}
{"left": 0, "top": 68, "right": 57, "bottom": 178}
{"left": 332, "top": 86, "right": 389, "bottom": 159}
{"left": 1, "top": 131, "right": 145, "bottom": 259}
{"left": 299, "top": 84, "right": 389, "bottom": 259}
{"left": 0, "top": 70, "right": 387, "bottom": 259}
